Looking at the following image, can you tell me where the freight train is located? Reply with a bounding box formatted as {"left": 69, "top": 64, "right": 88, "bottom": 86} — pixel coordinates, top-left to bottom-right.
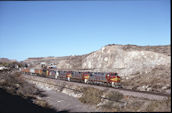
{"left": 21, "top": 66, "right": 121, "bottom": 88}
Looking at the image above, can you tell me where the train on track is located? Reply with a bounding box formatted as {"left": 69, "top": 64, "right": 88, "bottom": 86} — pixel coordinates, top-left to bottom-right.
{"left": 21, "top": 66, "right": 121, "bottom": 88}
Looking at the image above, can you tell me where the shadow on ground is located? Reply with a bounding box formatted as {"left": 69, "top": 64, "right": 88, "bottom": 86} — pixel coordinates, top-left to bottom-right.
{"left": 0, "top": 88, "right": 69, "bottom": 113}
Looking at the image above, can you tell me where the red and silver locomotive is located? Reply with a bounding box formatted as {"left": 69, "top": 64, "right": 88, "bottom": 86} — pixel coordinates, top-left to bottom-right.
{"left": 21, "top": 66, "right": 121, "bottom": 88}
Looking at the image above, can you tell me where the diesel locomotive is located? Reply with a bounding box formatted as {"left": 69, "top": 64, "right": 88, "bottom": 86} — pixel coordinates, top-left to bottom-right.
{"left": 21, "top": 66, "right": 121, "bottom": 88}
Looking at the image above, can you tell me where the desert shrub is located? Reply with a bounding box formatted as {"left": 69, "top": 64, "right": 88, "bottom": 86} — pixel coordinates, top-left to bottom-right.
{"left": 34, "top": 99, "right": 49, "bottom": 108}
{"left": 165, "top": 97, "right": 171, "bottom": 107}
{"left": 105, "top": 91, "right": 123, "bottom": 101}
{"left": 145, "top": 101, "right": 160, "bottom": 112}
{"left": 101, "top": 101, "right": 119, "bottom": 112}
{"left": 126, "top": 100, "right": 145, "bottom": 112}
{"left": 101, "top": 101, "right": 114, "bottom": 109}
{"left": 0, "top": 74, "right": 18, "bottom": 88}
{"left": 16, "top": 83, "right": 39, "bottom": 97}
{"left": 0, "top": 71, "right": 40, "bottom": 98}
{"left": 100, "top": 91, "right": 124, "bottom": 112}
{"left": 145, "top": 98, "right": 171, "bottom": 112}
{"left": 0, "top": 70, "right": 55, "bottom": 111}
{"left": 0, "top": 62, "right": 10, "bottom": 67}
{"left": 79, "top": 87, "right": 103, "bottom": 105}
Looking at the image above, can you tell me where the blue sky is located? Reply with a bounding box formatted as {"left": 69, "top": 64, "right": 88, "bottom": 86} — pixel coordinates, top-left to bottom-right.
{"left": 0, "top": 0, "right": 170, "bottom": 61}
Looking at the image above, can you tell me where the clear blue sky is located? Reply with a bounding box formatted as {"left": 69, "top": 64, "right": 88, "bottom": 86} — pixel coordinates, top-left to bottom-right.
{"left": 0, "top": 0, "right": 170, "bottom": 61}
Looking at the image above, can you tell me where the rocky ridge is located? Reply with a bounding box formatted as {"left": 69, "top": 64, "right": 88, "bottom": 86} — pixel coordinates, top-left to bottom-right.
{"left": 24, "top": 44, "right": 170, "bottom": 76}
{"left": 24, "top": 44, "right": 171, "bottom": 93}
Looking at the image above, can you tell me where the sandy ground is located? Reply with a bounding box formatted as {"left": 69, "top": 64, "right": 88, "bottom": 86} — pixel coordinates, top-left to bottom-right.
{"left": 40, "top": 89, "right": 99, "bottom": 112}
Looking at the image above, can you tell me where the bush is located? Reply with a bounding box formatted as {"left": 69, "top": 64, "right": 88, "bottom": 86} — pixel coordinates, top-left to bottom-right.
{"left": 79, "top": 87, "right": 103, "bottom": 105}
{"left": 101, "top": 101, "right": 114, "bottom": 109}
{"left": 0, "top": 70, "right": 56, "bottom": 111}
{"left": 0, "top": 71, "right": 40, "bottom": 99}
{"left": 145, "top": 97, "right": 171, "bottom": 112}
{"left": 101, "top": 101, "right": 120, "bottom": 112}
{"left": 105, "top": 91, "right": 123, "bottom": 101}
{"left": 34, "top": 99, "right": 49, "bottom": 108}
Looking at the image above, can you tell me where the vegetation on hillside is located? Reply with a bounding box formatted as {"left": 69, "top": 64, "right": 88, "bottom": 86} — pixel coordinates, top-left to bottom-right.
{"left": 0, "top": 69, "right": 55, "bottom": 111}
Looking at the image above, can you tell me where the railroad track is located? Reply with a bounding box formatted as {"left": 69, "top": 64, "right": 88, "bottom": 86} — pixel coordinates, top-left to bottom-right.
{"left": 22, "top": 74, "right": 170, "bottom": 100}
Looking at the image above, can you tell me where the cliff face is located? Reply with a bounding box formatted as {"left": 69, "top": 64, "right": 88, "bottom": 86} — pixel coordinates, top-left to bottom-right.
{"left": 82, "top": 45, "right": 170, "bottom": 76}
{"left": 80, "top": 44, "right": 171, "bottom": 93}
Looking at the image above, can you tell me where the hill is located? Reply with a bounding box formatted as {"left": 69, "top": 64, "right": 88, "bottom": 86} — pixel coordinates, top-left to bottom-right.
{"left": 24, "top": 44, "right": 171, "bottom": 93}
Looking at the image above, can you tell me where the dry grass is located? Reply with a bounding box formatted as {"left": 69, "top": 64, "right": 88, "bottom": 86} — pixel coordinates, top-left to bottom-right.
{"left": 0, "top": 71, "right": 39, "bottom": 98}
{"left": 100, "top": 91, "right": 124, "bottom": 112}
{"left": 122, "top": 64, "right": 171, "bottom": 93}
{"left": 120, "top": 44, "right": 170, "bottom": 56}
{"left": 79, "top": 88, "right": 124, "bottom": 111}
{"left": 79, "top": 87, "right": 103, "bottom": 105}
{"left": 105, "top": 91, "right": 124, "bottom": 101}
{"left": 145, "top": 97, "right": 171, "bottom": 112}
{"left": 100, "top": 94, "right": 171, "bottom": 112}
{"left": 33, "top": 99, "right": 50, "bottom": 108}
{"left": 121, "top": 96, "right": 171, "bottom": 112}
{"left": 124, "top": 100, "right": 144, "bottom": 112}
{"left": 101, "top": 101, "right": 120, "bottom": 112}
{"left": 0, "top": 69, "right": 53, "bottom": 109}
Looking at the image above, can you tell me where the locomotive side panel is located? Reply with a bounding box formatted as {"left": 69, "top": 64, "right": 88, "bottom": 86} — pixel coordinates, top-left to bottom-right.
{"left": 89, "top": 72, "right": 107, "bottom": 83}
{"left": 58, "top": 71, "right": 67, "bottom": 80}
{"left": 71, "top": 71, "right": 82, "bottom": 81}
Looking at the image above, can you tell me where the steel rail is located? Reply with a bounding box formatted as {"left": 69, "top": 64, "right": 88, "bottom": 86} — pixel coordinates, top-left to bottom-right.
{"left": 22, "top": 75, "right": 124, "bottom": 102}
{"left": 22, "top": 74, "right": 170, "bottom": 99}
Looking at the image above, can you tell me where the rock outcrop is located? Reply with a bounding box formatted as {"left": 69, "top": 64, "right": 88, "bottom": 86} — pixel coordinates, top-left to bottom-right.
{"left": 24, "top": 44, "right": 170, "bottom": 78}
{"left": 82, "top": 45, "right": 170, "bottom": 77}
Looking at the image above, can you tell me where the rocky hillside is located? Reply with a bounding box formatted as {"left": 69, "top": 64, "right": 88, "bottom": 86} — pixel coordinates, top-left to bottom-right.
{"left": 81, "top": 44, "right": 170, "bottom": 93}
{"left": 24, "top": 44, "right": 170, "bottom": 76}
{"left": 0, "top": 58, "right": 17, "bottom": 63}
{"left": 24, "top": 44, "right": 171, "bottom": 93}
{"left": 82, "top": 44, "right": 170, "bottom": 76}
{"left": 24, "top": 54, "right": 92, "bottom": 70}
